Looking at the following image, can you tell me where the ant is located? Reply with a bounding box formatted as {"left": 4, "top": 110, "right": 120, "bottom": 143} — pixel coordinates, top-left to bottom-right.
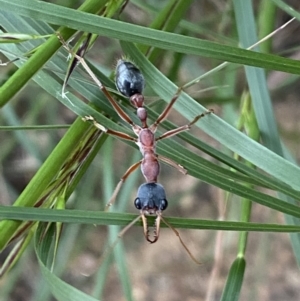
{"left": 58, "top": 34, "right": 212, "bottom": 244}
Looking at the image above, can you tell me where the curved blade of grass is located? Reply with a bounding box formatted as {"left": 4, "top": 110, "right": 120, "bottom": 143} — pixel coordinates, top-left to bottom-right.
{"left": 35, "top": 224, "right": 99, "bottom": 301}
{"left": 1, "top": 0, "right": 300, "bottom": 75}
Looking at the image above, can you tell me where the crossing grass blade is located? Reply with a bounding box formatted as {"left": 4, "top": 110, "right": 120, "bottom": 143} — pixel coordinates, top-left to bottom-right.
{"left": 35, "top": 224, "right": 100, "bottom": 301}
{"left": 2, "top": 206, "right": 300, "bottom": 233}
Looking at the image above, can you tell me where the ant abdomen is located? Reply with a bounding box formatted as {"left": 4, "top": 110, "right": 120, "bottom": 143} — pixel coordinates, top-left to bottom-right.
{"left": 115, "top": 59, "right": 145, "bottom": 98}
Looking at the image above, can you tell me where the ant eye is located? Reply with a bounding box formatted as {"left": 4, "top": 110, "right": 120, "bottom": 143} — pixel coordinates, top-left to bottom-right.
{"left": 160, "top": 199, "right": 168, "bottom": 211}
{"left": 134, "top": 198, "right": 142, "bottom": 210}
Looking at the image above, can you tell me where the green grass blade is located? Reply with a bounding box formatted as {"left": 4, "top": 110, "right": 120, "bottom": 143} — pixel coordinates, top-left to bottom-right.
{"left": 271, "top": 0, "right": 300, "bottom": 19}
{"left": 1, "top": 0, "right": 300, "bottom": 74}
{"left": 139, "top": 0, "right": 194, "bottom": 64}
{"left": 101, "top": 138, "right": 135, "bottom": 301}
{"left": 220, "top": 257, "right": 246, "bottom": 301}
{"left": 233, "top": 0, "right": 300, "bottom": 266}
{"left": 233, "top": 0, "right": 282, "bottom": 153}
{"left": 0, "top": 117, "right": 91, "bottom": 250}
{"left": 2, "top": 206, "right": 300, "bottom": 233}
{"left": 0, "top": 0, "right": 108, "bottom": 107}
{"left": 35, "top": 224, "right": 100, "bottom": 301}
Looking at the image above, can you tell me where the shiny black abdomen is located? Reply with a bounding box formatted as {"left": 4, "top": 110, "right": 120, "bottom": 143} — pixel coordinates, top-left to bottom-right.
{"left": 115, "top": 60, "right": 145, "bottom": 98}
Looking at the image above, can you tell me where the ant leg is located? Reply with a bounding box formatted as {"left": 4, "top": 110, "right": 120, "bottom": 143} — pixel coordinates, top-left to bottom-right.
{"left": 157, "top": 154, "right": 187, "bottom": 175}
{"left": 105, "top": 160, "right": 142, "bottom": 211}
{"left": 82, "top": 116, "right": 138, "bottom": 142}
{"left": 117, "top": 0, "right": 130, "bottom": 17}
{"left": 62, "top": 33, "right": 92, "bottom": 95}
{"left": 0, "top": 57, "right": 20, "bottom": 66}
{"left": 57, "top": 33, "right": 136, "bottom": 128}
{"left": 150, "top": 90, "right": 181, "bottom": 133}
{"left": 156, "top": 109, "right": 213, "bottom": 142}
{"left": 160, "top": 215, "right": 201, "bottom": 264}
{"left": 83, "top": 116, "right": 141, "bottom": 209}
{"left": 155, "top": 110, "right": 212, "bottom": 174}
{"left": 95, "top": 215, "right": 141, "bottom": 270}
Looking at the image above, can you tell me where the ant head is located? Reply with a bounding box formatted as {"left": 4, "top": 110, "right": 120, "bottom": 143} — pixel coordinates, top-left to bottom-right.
{"left": 134, "top": 183, "right": 168, "bottom": 214}
{"left": 115, "top": 59, "right": 145, "bottom": 98}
